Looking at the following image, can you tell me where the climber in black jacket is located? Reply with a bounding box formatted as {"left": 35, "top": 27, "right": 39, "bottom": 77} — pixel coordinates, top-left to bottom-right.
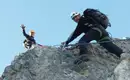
{"left": 63, "top": 8, "right": 123, "bottom": 63}
{"left": 21, "top": 24, "right": 36, "bottom": 49}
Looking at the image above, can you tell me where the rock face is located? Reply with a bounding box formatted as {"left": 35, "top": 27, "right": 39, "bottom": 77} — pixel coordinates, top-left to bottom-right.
{"left": 114, "top": 59, "right": 130, "bottom": 80}
{"left": 1, "top": 39, "right": 130, "bottom": 80}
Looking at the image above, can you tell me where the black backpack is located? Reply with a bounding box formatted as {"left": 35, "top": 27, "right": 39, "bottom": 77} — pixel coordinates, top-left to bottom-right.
{"left": 83, "top": 8, "right": 111, "bottom": 29}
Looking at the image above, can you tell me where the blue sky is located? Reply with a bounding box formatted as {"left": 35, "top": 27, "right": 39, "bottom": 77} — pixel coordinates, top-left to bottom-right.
{"left": 0, "top": 0, "right": 130, "bottom": 75}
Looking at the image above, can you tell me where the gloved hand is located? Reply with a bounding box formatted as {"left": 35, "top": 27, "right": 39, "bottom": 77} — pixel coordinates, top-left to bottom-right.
{"left": 61, "top": 42, "right": 68, "bottom": 47}
{"left": 21, "top": 24, "right": 25, "bottom": 29}
{"left": 61, "top": 41, "right": 68, "bottom": 51}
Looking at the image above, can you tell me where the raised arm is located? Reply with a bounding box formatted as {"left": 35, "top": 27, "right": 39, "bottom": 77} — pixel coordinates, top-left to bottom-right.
{"left": 21, "top": 24, "right": 30, "bottom": 38}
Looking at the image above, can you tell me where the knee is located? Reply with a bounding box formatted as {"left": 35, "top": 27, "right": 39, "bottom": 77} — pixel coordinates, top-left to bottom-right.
{"left": 117, "top": 48, "right": 123, "bottom": 54}
{"left": 111, "top": 46, "right": 123, "bottom": 57}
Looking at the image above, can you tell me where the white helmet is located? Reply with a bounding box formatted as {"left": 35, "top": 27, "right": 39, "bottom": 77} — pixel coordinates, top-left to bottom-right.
{"left": 70, "top": 12, "right": 80, "bottom": 19}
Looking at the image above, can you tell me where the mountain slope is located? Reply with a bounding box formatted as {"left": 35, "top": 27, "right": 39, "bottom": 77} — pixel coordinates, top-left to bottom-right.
{"left": 1, "top": 39, "right": 130, "bottom": 80}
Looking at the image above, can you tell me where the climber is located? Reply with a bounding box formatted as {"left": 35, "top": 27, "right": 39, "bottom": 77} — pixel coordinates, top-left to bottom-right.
{"left": 62, "top": 8, "right": 123, "bottom": 64}
{"left": 21, "top": 24, "right": 36, "bottom": 49}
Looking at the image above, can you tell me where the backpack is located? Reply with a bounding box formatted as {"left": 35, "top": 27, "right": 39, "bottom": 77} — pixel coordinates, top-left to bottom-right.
{"left": 83, "top": 8, "right": 111, "bottom": 29}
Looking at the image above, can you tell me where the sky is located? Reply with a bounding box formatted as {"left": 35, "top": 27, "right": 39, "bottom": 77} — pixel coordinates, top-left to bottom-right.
{"left": 0, "top": 0, "right": 130, "bottom": 75}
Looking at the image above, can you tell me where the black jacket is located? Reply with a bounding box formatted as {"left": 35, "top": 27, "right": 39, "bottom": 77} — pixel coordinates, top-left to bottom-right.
{"left": 66, "top": 15, "right": 97, "bottom": 44}
{"left": 23, "top": 29, "right": 36, "bottom": 44}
